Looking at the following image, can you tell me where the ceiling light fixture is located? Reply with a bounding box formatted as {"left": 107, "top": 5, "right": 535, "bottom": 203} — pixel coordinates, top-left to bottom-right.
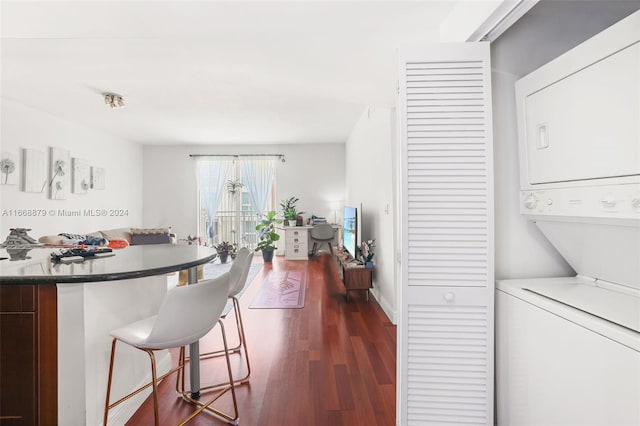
{"left": 103, "top": 93, "right": 125, "bottom": 109}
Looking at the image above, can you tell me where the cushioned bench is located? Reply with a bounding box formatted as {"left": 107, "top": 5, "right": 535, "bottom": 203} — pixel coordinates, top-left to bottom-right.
{"left": 38, "top": 227, "right": 176, "bottom": 246}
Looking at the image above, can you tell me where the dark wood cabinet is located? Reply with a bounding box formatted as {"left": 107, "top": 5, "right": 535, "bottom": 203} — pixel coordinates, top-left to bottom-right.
{"left": 334, "top": 250, "right": 373, "bottom": 301}
{"left": 0, "top": 285, "right": 57, "bottom": 426}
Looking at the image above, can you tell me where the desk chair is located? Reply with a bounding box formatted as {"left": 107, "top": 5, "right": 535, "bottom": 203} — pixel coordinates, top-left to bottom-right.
{"left": 104, "top": 273, "right": 239, "bottom": 426}
{"left": 197, "top": 247, "right": 254, "bottom": 388}
{"left": 310, "top": 224, "right": 335, "bottom": 256}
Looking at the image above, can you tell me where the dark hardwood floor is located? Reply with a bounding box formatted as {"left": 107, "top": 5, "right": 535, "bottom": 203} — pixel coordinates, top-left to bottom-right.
{"left": 125, "top": 253, "right": 397, "bottom": 426}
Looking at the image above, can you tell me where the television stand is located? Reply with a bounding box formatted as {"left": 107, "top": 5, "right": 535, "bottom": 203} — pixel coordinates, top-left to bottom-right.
{"left": 334, "top": 249, "right": 373, "bottom": 302}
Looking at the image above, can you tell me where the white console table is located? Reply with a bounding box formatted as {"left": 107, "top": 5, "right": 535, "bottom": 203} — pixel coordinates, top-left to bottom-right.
{"left": 284, "top": 226, "right": 309, "bottom": 260}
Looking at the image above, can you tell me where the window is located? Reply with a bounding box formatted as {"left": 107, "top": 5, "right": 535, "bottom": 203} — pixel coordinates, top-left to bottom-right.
{"left": 197, "top": 157, "right": 276, "bottom": 248}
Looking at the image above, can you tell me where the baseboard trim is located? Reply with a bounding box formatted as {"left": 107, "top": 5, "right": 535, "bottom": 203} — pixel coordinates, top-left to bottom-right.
{"left": 369, "top": 288, "right": 397, "bottom": 325}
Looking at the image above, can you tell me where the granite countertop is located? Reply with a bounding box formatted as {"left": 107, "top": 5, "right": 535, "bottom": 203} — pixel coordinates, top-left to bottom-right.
{"left": 0, "top": 244, "right": 217, "bottom": 285}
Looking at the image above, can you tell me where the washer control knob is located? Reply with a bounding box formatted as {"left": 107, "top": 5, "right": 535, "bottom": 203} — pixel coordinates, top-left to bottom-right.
{"left": 631, "top": 195, "right": 640, "bottom": 210}
{"left": 524, "top": 193, "right": 538, "bottom": 210}
{"left": 444, "top": 292, "right": 455, "bottom": 303}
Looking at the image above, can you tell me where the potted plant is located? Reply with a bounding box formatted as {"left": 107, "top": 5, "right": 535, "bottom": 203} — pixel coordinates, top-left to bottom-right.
{"left": 283, "top": 207, "right": 298, "bottom": 226}
{"left": 255, "top": 210, "right": 282, "bottom": 262}
{"left": 214, "top": 241, "right": 235, "bottom": 263}
{"left": 226, "top": 179, "right": 243, "bottom": 195}
{"left": 359, "top": 239, "right": 375, "bottom": 268}
{"left": 229, "top": 243, "right": 239, "bottom": 260}
{"left": 280, "top": 196, "right": 303, "bottom": 226}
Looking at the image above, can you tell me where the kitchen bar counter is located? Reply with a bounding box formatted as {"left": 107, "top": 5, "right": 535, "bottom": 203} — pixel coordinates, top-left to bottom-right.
{"left": 0, "top": 244, "right": 217, "bottom": 425}
{"left": 0, "top": 244, "right": 217, "bottom": 284}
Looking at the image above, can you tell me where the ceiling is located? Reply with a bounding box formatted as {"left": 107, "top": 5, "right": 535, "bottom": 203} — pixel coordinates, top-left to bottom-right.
{"left": 1, "top": 1, "right": 462, "bottom": 146}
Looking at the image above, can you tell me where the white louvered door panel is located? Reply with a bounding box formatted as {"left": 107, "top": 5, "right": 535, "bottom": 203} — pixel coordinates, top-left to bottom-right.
{"left": 398, "top": 44, "right": 494, "bottom": 426}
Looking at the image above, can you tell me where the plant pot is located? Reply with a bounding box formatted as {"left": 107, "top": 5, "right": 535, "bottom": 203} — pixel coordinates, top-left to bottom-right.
{"left": 219, "top": 253, "right": 229, "bottom": 264}
{"left": 261, "top": 249, "right": 275, "bottom": 262}
{"left": 283, "top": 219, "right": 290, "bottom": 227}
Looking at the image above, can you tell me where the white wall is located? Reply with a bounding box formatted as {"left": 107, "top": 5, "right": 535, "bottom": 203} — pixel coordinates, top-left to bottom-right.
{"left": 491, "top": 70, "right": 573, "bottom": 279}
{"left": 142, "top": 143, "right": 345, "bottom": 243}
{"left": 485, "top": 0, "right": 640, "bottom": 280}
{"left": 489, "top": 0, "right": 639, "bottom": 280}
{"left": 0, "top": 99, "right": 143, "bottom": 241}
{"left": 345, "top": 107, "right": 396, "bottom": 322}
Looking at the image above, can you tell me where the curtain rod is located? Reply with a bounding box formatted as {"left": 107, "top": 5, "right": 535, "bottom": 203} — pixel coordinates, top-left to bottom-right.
{"left": 189, "top": 153, "right": 286, "bottom": 163}
{"left": 189, "top": 154, "right": 284, "bottom": 158}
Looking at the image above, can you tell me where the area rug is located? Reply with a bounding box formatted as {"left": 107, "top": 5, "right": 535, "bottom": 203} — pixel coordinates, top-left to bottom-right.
{"left": 249, "top": 270, "right": 306, "bottom": 309}
{"left": 203, "top": 262, "right": 263, "bottom": 315}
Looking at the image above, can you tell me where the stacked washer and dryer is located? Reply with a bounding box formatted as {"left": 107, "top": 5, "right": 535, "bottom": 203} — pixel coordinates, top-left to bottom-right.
{"left": 496, "top": 10, "right": 640, "bottom": 426}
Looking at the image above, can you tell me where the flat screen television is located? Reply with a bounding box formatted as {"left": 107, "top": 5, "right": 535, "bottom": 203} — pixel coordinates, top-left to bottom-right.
{"left": 343, "top": 205, "right": 358, "bottom": 258}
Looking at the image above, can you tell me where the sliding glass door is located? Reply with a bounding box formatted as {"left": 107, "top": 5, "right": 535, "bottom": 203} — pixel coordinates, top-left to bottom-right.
{"left": 198, "top": 158, "right": 275, "bottom": 249}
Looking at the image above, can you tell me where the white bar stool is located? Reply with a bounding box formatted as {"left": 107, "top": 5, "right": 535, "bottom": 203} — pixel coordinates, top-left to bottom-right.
{"left": 103, "top": 272, "right": 239, "bottom": 425}
{"left": 196, "top": 247, "right": 255, "bottom": 388}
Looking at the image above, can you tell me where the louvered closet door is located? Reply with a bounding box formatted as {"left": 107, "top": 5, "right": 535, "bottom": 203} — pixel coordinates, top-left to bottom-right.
{"left": 398, "top": 43, "right": 494, "bottom": 426}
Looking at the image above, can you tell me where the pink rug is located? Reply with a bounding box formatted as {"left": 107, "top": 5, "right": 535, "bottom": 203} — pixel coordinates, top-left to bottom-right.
{"left": 249, "top": 270, "right": 306, "bottom": 309}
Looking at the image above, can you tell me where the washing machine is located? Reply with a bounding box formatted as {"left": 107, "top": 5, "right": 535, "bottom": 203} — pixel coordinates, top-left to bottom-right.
{"left": 496, "top": 218, "right": 640, "bottom": 425}
{"left": 497, "top": 10, "right": 640, "bottom": 426}
{"left": 496, "top": 274, "right": 640, "bottom": 425}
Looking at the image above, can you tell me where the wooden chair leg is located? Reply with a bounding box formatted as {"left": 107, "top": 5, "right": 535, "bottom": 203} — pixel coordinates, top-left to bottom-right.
{"left": 103, "top": 339, "right": 118, "bottom": 426}
{"left": 176, "top": 346, "right": 186, "bottom": 394}
{"left": 106, "top": 342, "right": 186, "bottom": 425}
{"left": 232, "top": 297, "right": 251, "bottom": 383}
{"left": 198, "top": 298, "right": 251, "bottom": 391}
{"left": 198, "top": 305, "right": 243, "bottom": 359}
{"left": 146, "top": 350, "right": 160, "bottom": 426}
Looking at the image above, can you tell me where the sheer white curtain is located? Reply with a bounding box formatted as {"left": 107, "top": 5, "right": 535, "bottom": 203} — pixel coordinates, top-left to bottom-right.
{"left": 197, "top": 160, "right": 231, "bottom": 240}
{"left": 240, "top": 158, "right": 276, "bottom": 216}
